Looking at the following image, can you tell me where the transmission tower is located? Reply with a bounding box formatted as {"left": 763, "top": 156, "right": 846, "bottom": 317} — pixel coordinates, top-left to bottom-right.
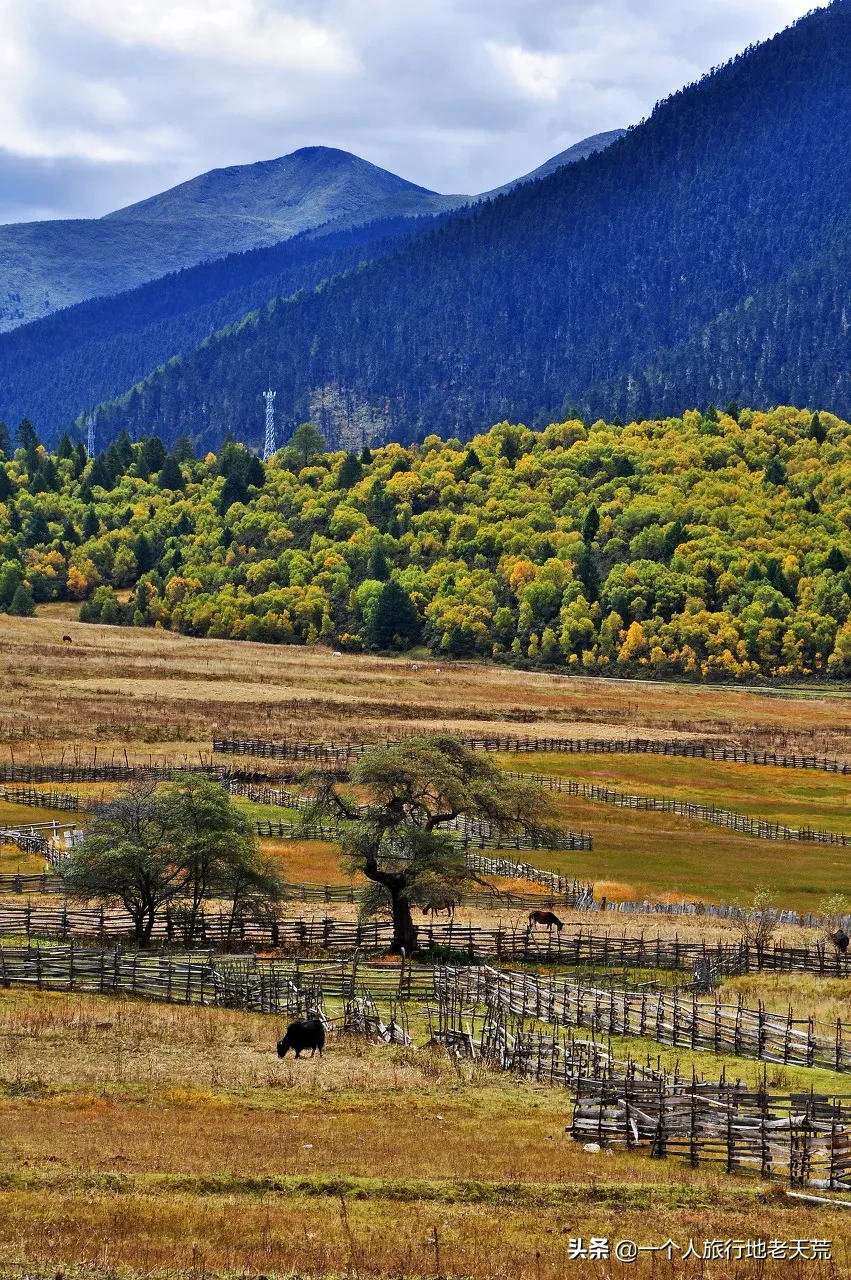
{"left": 86, "top": 412, "right": 96, "bottom": 458}
{"left": 262, "top": 387, "right": 276, "bottom": 461}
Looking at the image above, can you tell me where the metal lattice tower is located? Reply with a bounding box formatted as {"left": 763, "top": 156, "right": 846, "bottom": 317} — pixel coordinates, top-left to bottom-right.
{"left": 262, "top": 387, "right": 276, "bottom": 461}
{"left": 86, "top": 413, "right": 95, "bottom": 458}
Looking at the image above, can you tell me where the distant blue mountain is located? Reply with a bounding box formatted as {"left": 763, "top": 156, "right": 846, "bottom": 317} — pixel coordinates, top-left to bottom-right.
{"left": 0, "top": 132, "right": 625, "bottom": 436}
{"left": 85, "top": 0, "right": 851, "bottom": 446}
{"left": 0, "top": 135, "right": 624, "bottom": 333}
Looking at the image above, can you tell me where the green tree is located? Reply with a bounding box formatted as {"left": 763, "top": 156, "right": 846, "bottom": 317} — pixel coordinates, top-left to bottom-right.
{"left": 158, "top": 455, "right": 185, "bottom": 491}
{"left": 369, "top": 580, "right": 419, "bottom": 648}
{"left": 337, "top": 452, "right": 362, "bottom": 488}
{"left": 0, "top": 421, "right": 10, "bottom": 457}
{"left": 16, "top": 418, "right": 39, "bottom": 450}
{"left": 155, "top": 774, "right": 283, "bottom": 945}
{"left": 8, "top": 582, "right": 35, "bottom": 616}
{"left": 291, "top": 422, "right": 326, "bottom": 466}
{"left": 367, "top": 542, "right": 390, "bottom": 582}
{"left": 302, "top": 736, "right": 558, "bottom": 953}
{"left": 0, "top": 466, "right": 11, "bottom": 502}
{"left": 63, "top": 781, "right": 189, "bottom": 946}
{"left": 581, "top": 504, "right": 600, "bottom": 544}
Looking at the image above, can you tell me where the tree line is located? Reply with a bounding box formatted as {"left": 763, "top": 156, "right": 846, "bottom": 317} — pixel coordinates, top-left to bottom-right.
{"left": 2, "top": 406, "right": 851, "bottom": 679}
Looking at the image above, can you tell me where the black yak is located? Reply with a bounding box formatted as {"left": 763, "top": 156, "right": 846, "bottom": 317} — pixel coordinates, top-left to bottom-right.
{"left": 829, "top": 931, "right": 850, "bottom": 955}
{"left": 277, "top": 1018, "right": 326, "bottom": 1059}
{"left": 529, "top": 909, "right": 564, "bottom": 932}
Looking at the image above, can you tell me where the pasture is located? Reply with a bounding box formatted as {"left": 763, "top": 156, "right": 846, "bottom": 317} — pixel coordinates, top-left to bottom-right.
{"left": 0, "top": 984, "right": 847, "bottom": 1280}
{"left": 3, "top": 613, "right": 851, "bottom": 1275}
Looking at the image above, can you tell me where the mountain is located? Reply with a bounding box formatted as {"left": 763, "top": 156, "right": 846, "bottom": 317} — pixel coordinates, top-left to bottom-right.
{"left": 481, "top": 130, "right": 626, "bottom": 198}
{"left": 0, "top": 131, "right": 625, "bottom": 438}
{"left": 88, "top": 0, "right": 851, "bottom": 448}
{"left": 0, "top": 133, "right": 625, "bottom": 337}
{"left": 0, "top": 148, "right": 463, "bottom": 332}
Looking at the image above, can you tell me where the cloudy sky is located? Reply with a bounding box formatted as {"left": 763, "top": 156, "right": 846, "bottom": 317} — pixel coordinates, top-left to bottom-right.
{"left": 0, "top": 0, "right": 825, "bottom": 223}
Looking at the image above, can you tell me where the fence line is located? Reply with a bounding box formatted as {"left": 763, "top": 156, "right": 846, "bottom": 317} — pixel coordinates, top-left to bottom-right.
{"left": 0, "top": 785, "right": 80, "bottom": 812}
{"left": 2, "top": 941, "right": 848, "bottom": 1187}
{"left": 436, "top": 963, "right": 851, "bottom": 1074}
{"left": 3, "top": 902, "right": 851, "bottom": 978}
{"left": 234, "top": 779, "right": 593, "bottom": 854}
{"left": 213, "top": 735, "right": 851, "bottom": 775}
{"left": 504, "top": 772, "right": 851, "bottom": 846}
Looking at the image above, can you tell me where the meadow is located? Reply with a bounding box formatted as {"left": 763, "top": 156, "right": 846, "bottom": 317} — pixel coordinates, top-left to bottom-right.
{"left": 3, "top": 614, "right": 851, "bottom": 1276}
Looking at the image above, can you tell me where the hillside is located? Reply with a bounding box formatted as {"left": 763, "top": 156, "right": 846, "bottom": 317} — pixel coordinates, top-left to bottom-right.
{"left": 2, "top": 405, "right": 851, "bottom": 681}
{"left": 0, "top": 214, "right": 445, "bottom": 440}
{"left": 0, "top": 134, "right": 624, "bottom": 439}
{"left": 0, "top": 133, "right": 625, "bottom": 341}
{"left": 88, "top": 0, "right": 851, "bottom": 445}
{"left": 0, "top": 148, "right": 462, "bottom": 332}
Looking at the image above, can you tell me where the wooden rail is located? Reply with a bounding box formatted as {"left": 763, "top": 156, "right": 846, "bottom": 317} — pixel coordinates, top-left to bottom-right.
{"left": 213, "top": 735, "right": 851, "bottom": 775}
{"left": 506, "top": 772, "right": 851, "bottom": 846}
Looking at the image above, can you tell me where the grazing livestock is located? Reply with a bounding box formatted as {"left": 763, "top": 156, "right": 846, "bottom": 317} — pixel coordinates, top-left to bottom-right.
{"left": 420, "top": 898, "right": 456, "bottom": 921}
{"left": 528, "top": 909, "right": 564, "bottom": 932}
{"left": 829, "top": 930, "right": 850, "bottom": 955}
{"left": 277, "top": 1018, "right": 325, "bottom": 1059}
{"left": 62, "top": 635, "right": 72, "bottom": 644}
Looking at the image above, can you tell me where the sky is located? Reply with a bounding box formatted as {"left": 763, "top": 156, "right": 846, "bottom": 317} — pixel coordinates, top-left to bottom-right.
{"left": 0, "top": 0, "right": 826, "bottom": 224}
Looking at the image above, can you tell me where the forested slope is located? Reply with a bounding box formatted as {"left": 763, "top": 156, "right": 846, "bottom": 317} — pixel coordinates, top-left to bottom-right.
{"left": 2, "top": 406, "right": 851, "bottom": 681}
{"left": 87, "top": 0, "right": 851, "bottom": 448}
{"left": 0, "top": 215, "right": 445, "bottom": 439}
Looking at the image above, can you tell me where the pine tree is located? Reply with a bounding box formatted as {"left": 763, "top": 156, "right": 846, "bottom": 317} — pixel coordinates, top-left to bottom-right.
{"left": 82, "top": 507, "right": 99, "bottom": 540}
{"left": 367, "top": 543, "right": 389, "bottom": 581}
{"left": 0, "top": 466, "right": 11, "bottom": 503}
{"left": 56, "top": 433, "right": 74, "bottom": 460}
{"left": 337, "top": 452, "right": 362, "bottom": 488}
{"left": 0, "top": 421, "right": 10, "bottom": 457}
{"left": 16, "top": 419, "right": 39, "bottom": 450}
{"left": 369, "top": 580, "right": 419, "bottom": 648}
{"left": 582, "top": 505, "right": 600, "bottom": 544}
{"left": 158, "top": 456, "right": 185, "bottom": 491}
{"left": 8, "top": 583, "right": 35, "bottom": 617}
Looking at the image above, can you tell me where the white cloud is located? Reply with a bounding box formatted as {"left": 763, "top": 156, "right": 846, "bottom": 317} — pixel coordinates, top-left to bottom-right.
{"left": 486, "top": 43, "right": 569, "bottom": 101}
{"left": 59, "top": 0, "right": 356, "bottom": 71}
{"left": 0, "top": 0, "right": 829, "bottom": 222}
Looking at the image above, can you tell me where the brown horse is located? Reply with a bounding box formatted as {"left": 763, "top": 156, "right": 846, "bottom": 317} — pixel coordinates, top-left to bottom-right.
{"left": 529, "top": 910, "right": 564, "bottom": 932}
{"left": 421, "top": 899, "right": 456, "bottom": 921}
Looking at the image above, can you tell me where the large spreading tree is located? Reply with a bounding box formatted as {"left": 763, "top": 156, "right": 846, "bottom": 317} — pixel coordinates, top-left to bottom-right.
{"left": 301, "top": 735, "right": 559, "bottom": 954}
{"left": 64, "top": 774, "right": 284, "bottom": 946}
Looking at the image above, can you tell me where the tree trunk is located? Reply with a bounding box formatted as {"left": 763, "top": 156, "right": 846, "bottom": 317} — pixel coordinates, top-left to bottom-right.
{"left": 388, "top": 886, "right": 419, "bottom": 955}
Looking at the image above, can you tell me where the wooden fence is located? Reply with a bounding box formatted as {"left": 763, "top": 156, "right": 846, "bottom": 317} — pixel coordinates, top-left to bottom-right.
{"left": 254, "top": 817, "right": 592, "bottom": 859}
{"left": 571, "top": 1075, "right": 851, "bottom": 1187}
{"left": 0, "top": 785, "right": 80, "bottom": 812}
{"left": 213, "top": 735, "right": 851, "bottom": 775}
{"left": 436, "top": 964, "right": 851, "bottom": 1074}
{"left": 507, "top": 772, "right": 851, "bottom": 846}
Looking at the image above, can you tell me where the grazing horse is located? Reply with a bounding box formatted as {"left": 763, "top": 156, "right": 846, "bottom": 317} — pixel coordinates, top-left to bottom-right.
{"left": 62, "top": 635, "right": 72, "bottom": 644}
{"left": 277, "top": 1018, "right": 325, "bottom": 1059}
{"left": 528, "top": 909, "right": 564, "bottom": 932}
{"left": 829, "top": 930, "right": 850, "bottom": 955}
{"left": 421, "top": 898, "right": 456, "bottom": 921}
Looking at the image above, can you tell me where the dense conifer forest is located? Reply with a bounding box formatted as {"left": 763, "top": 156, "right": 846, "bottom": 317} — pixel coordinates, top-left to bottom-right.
{"left": 68, "top": 0, "right": 851, "bottom": 452}
{"left": 3, "top": 405, "right": 851, "bottom": 681}
{"left": 0, "top": 214, "right": 443, "bottom": 440}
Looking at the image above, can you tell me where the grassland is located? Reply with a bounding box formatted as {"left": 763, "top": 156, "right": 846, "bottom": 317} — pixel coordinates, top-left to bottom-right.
{"left": 3, "top": 617, "right": 851, "bottom": 1275}
{"left": 0, "top": 985, "right": 848, "bottom": 1280}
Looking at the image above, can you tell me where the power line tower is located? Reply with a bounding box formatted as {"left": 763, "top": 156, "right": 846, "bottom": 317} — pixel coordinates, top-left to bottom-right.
{"left": 86, "top": 412, "right": 96, "bottom": 458}
{"left": 262, "top": 387, "right": 276, "bottom": 461}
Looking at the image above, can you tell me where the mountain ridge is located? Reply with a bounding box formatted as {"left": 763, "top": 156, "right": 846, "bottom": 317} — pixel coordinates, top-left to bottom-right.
{"left": 0, "top": 132, "right": 624, "bottom": 334}
{"left": 86, "top": 0, "right": 851, "bottom": 448}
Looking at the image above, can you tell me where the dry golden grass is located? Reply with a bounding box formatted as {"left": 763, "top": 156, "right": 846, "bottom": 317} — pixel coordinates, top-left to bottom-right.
{"left": 0, "top": 986, "right": 849, "bottom": 1279}
{"left": 4, "top": 609, "right": 851, "bottom": 762}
